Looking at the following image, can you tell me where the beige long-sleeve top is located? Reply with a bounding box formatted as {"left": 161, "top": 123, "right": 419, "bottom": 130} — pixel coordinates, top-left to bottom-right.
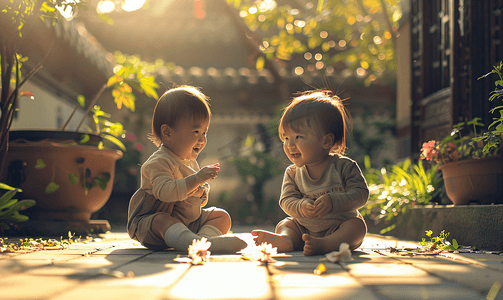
{"left": 279, "top": 155, "right": 369, "bottom": 232}
{"left": 128, "top": 146, "right": 209, "bottom": 225}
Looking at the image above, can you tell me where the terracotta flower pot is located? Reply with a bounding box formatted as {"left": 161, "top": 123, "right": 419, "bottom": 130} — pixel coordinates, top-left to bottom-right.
{"left": 2, "top": 131, "right": 123, "bottom": 222}
{"left": 438, "top": 156, "right": 503, "bottom": 205}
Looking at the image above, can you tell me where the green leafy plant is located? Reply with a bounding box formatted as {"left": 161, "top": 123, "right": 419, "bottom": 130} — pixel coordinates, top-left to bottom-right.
{"left": 420, "top": 230, "right": 460, "bottom": 252}
{"left": 0, "top": 0, "right": 84, "bottom": 177}
{"left": 361, "top": 156, "right": 441, "bottom": 234}
{"left": 0, "top": 231, "right": 80, "bottom": 252}
{"left": 1, "top": 2, "right": 161, "bottom": 176}
{"left": 421, "top": 61, "right": 503, "bottom": 164}
{"left": 475, "top": 61, "right": 503, "bottom": 154}
{"left": 0, "top": 182, "right": 36, "bottom": 231}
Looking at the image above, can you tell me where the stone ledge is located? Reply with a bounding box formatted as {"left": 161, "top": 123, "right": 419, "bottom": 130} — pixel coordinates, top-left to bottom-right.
{"left": 368, "top": 204, "right": 503, "bottom": 251}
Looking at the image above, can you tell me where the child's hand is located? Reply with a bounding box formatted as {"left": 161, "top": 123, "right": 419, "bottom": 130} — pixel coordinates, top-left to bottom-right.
{"left": 187, "top": 186, "right": 204, "bottom": 198}
{"left": 196, "top": 163, "right": 220, "bottom": 183}
{"left": 301, "top": 199, "right": 316, "bottom": 219}
{"left": 312, "top": 194, "right": 333, "bottom": 218}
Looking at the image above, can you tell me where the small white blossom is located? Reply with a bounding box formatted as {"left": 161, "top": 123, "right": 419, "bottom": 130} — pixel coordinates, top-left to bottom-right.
{"left": 255, "top": 242, "right": 277, "bottom": 262}
{"left": 188, "top": 237, "right": 211, "bottom": 265}
{"left": 325, "top": 242, "right": 353, "bottom": 263}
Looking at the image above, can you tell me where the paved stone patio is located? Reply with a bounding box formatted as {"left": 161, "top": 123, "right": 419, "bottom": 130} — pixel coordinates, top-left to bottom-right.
{"left": 0, "top": 225, "right": 502, "bottom": 300}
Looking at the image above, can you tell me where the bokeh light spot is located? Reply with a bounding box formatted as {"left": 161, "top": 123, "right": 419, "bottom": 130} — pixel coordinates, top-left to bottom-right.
{"left": 122, "top": 0, "right": 146, "bottom": 12}
{"left": 294, "top": 20, "right": 306, "bottom": 27}
{"left": 97, "top": 0, "right": 115, "bottom": 14}
{"left": 294, "top": 67, "right": 304, "bottom": 75}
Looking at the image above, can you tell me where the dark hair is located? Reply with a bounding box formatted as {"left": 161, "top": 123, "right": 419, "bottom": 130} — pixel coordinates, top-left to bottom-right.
{"left": 148, "top": 85, "right": 211, "bottom": 147}
{"left": 279, "top": 89, "right": 351, "bottom": 155}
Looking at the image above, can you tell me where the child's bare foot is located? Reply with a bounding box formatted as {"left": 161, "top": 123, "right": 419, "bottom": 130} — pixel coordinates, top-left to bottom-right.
{"left": 302, "top": 233, "right": 329, "bottom": 256}
{"left": 251, "top": 230, "right": 294, "bottom": 253}
{"left": 207, "top": 236, "right": 247, "bottom": 254}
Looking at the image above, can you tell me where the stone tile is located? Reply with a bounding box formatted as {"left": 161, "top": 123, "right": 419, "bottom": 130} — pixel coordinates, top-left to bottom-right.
{"left": 360, "top": 233, "right": 421, "bottom": 251}
{"left": 52, "top": 263, "right": 191, "bottom": 294}
{"left": 0, "top": 251, "right": 32, "bottom": 259}
{"left": 387, "top": 253, "right": 469, "bottom": 265}
{"left": 64, "top": 253, "right": 142, "bottom": 267}
{"left": 50, "top": 244, "right": 112, "bottom": 251}
{"left": 7, "top": 253, "right": 83, "bottom": 262}
{"left": 345, "top": 250, "right": 402, "bottom": 264}
{"left": 165, "top": 262, "right": 273, "bottom": 299}
{"left": 142, "top": 251, "right": 183, "bottom": 260}
{"left": 440, "top": 252, "right": 503, "bottom": 271}
{"left": 373, "top": 283, "right": 487, "bottom": 300}
{"left": 0, "top": 258, "right": 61, "bottom": 274}
{"left": 416, "top": 262, "right": 503, "bottom": 293}
{"left": 270, "top": 251, "right": 325, "bottom": 263}
{"left": 0, "top": 274, "right": 81, "bottom": 300}
{"left": 275, "top": 287, "right": 380, "bottom": 300}
{"left": 20, "top": 254, "right": 143, "bottom": 277}
{"left": 92, "top": 246, "right": 153, "bottom": 255}
{"left": 10, "top": 249, "right": 100, "bottom": 258}
{"left": 51, "top": 286, "right": 166, "bottom": 300}
{"left": 106, "top": 256, "right": 192, "bottom": 285}
{"left": 268, "top": 260, "right": 343, "bottom": 275}
{"left": 345, "top": 262, "right": 442, "bottom": 285}
{"left": 274, "top": 272, "right": 380, "bottom": 300}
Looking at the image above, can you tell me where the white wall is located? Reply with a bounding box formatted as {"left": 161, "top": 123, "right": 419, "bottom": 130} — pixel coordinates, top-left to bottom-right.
{"left": 11, "top": 81, "right": 86, "bottom": 131}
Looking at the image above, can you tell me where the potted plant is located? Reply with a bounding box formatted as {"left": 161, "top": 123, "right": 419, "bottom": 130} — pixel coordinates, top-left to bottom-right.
{"left": 3, "top": 106, "right": 125, "bottom": 232}
{"left": 420, "top": 62, "right": 503, "bottom": 205}
{"left": 0, "top": 2, "right": 160, "bottom": 234}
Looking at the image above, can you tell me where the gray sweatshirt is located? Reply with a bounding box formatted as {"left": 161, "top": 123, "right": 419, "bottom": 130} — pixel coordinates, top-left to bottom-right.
{"left": 279, "top": 155, "right": 369, "bottom": 232}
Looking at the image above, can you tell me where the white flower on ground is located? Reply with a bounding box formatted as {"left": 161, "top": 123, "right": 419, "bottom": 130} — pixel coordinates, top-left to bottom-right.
{"left": 325, "top": 242, "right": 353, "bottom": 263}
{"left": 188, "top": 237, "right": 211, "bottom": 265}
{"left": 255, "top": 242, "right": 277, "bottom": 262}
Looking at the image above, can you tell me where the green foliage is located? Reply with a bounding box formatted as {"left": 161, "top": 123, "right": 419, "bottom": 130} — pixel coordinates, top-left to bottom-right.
{"left": 347, "top": 106, "right": 396, "bottom": 166}
{"left": 83, "top": 169, "right": 111, "bottom": 195}
{"left": 74, "top": 51, "right": 164, "bottom": 151}
{"left": 476, "top": 61, "right": 503, "bottom": 154}
{"left": 227, "top": 133, "right": 284, "bottom": 223}
{"left": 420, "top": 230, "right": 460, "bottom": 251}
{"left": 112, "top": 51, "right": 161, "bottom": 106}
{"left": 360, "top": 156, "right": 441, "bottom": 234}
{"left": 44, "top": 182, "right": 59, "bottom": 194}
{"left": 0, "top": 231, "right": 80, "bottom": 252}
{"left": 230, "top": 150, "right": 283, "bottom": 189}
{"left": 227, "top": 0, "right": 401, "bottom": 86}
{"left": 81, "top": 105, "right": 126, "bottom": 151}
{"left": 0, "top": 183, "right": 36, "bottom": 230}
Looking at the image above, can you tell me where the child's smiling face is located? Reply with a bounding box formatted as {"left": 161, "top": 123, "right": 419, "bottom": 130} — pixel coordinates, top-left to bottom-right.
{"left": 281, "top": 123, "right": 331, "bottom": 169}
{"left": 164, "top": 116, "right": 209, "bottom": 161}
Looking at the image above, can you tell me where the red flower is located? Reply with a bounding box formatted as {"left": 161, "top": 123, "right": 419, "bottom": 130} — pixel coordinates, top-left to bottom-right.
{"left": 126, "top": 133, "right": 136, "bottom": 141}
{"left": 134, "top": 143, "right": 144, "bottom": 152}
{"left": 420, "top": 140, "right": 437, "bottom": 161}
